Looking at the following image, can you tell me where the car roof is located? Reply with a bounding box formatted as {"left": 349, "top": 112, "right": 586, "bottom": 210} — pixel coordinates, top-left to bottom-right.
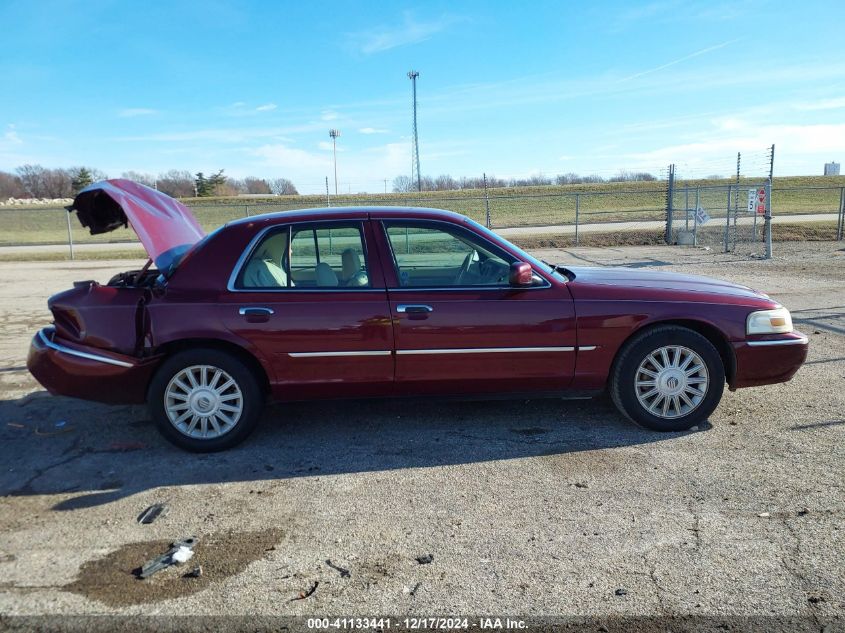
{"left": 225, "top": 206, "right": 472, "bottom": 227}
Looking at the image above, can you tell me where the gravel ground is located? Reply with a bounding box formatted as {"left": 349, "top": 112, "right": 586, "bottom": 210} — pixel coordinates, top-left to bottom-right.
{"left": 0, "top": 242, "right": 843, "bottom": 632}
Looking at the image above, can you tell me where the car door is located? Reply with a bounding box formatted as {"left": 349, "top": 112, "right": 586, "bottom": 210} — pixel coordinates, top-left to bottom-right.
{"left": 221, "top": 219, "right": 394, "bottom": 400}
{"left": 374, "top": 218, "right": 577, "bottom": 395}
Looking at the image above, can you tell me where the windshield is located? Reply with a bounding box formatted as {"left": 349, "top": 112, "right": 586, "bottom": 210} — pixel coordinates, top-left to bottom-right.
{"left": 465, "top": 218, "right": 569, "bottom": 282}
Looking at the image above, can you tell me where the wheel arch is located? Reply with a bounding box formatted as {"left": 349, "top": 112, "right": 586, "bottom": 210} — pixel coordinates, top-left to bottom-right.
{"left": 151, "top": 338, "right": 272, "bottom": 398}
{"left": 611, "top": 319, "right": 736, "bottom": 387}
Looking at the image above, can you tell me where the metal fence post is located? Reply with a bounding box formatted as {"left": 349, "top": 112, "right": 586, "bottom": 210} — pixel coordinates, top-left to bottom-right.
{"left": 244, "top": 205, "right": 250, "bottom": 217}
{"left": 665, "top": 164, "right": 674, "bottom": 244}
{"left": 764, "top": 179, "right": 773, "bottom": 259}
{"left": 575, "top": 193, "right": 580, "bottom": 246}
{"left": 65, "top": 210, "right": 75, "bottom": 260}
{"left": 483, "top": 173, "right": 491, "bottom": 228}
{"left": 838, "top": 187, "right": 845, "bottom": 241}
{"left": 724, "top": 185, "right": 732, "bottom": 253}
{"left": 694, "top": 186, "right": 700, "bottom": 246}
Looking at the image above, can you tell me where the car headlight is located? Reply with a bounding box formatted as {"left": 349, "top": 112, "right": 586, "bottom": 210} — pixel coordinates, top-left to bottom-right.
{"left": 746, "top": 307, "right": 793, "bottom": 335}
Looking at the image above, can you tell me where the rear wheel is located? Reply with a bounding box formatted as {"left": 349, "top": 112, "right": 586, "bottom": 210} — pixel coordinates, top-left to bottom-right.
{"left": 610, "top": 326, "right": 725, "bottom": 432}
{"left": 148, "top": 349, "right": 263, "bottom": 452}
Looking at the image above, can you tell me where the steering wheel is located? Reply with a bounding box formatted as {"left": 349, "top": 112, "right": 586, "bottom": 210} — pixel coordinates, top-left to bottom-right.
{"left": 455, "top": 250, "right": 478, "bottom": 285}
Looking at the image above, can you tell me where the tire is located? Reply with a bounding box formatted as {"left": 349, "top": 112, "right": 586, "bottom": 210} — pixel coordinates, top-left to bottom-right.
{"left": 610, "top": 326, "right": 725, "bottom": 432}
{"left": 148, "top": 348, "right": 264, "bottom": 452}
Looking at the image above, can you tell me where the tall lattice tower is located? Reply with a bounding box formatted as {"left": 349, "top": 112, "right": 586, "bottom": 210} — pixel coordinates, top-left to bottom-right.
{"left": 407, "top": 70, "right": 421, "bottom": 192}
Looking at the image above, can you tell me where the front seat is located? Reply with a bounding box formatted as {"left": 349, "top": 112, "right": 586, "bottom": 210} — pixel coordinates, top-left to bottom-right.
{"left": 242, "top": 244, "right": 289, "bottom": 288}
{"left": 340, "top": 248, "right": 368, "bottom": 287}
{"left": 315, "top": 262, "right": 339, "bottom": 287}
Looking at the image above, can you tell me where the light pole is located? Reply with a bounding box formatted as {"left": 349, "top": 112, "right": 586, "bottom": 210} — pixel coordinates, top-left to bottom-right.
{"left": 329, "top": 129, "right": 341, "bottom": 195}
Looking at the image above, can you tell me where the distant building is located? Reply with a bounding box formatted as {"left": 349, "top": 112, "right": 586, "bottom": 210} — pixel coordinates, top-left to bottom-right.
{"left": 824, "top": 161, "right": 840, "bottom": 176}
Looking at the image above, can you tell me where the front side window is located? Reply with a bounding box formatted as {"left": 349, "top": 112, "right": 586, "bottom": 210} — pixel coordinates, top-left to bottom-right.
{"left": 237, "top": 223, "right": 370, "bottom": 289}
{"left": 383, "top": 222, "right": 514, "bottom": 288}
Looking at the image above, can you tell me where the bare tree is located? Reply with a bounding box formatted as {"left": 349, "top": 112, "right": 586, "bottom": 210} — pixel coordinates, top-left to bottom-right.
{"left": 121, "top": 171, "right": 156, "bottom": 187}
{"left": 269, "top": 178, "right": 298, "bottom": 195}
{"left": 156, "top": 170, "right": 195, "bottom": 197}
{"left": 0, "top": 171, "right": 26, "bottom": 198}
{"left": 392, "top": 175, "right": 413, "bottom": 193}
{"left": 242, "top": 177, "right": 272, "bottom": 194}
{"left": 16, "top": 164, "right": 48, "bottom": 197}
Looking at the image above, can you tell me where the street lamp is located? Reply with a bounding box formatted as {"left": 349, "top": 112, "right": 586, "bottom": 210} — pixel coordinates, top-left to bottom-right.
{"left": 329, "top": 129, "right": 341, "bottom": 195}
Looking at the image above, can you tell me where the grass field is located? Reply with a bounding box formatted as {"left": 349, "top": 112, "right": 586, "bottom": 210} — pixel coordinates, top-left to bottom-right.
{"left": 0, "top": 222, "right": 838, "bottom": 262}
{"left": 1, "top": 175, "right": 842, "bottom": 247}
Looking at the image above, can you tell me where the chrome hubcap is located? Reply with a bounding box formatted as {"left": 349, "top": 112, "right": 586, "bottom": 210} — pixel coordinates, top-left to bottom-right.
{"left": 635, "top": 345, "right": 709, "bottom": 419}
{"left": 164, "top": 365, "right": 243, "bottom": 439}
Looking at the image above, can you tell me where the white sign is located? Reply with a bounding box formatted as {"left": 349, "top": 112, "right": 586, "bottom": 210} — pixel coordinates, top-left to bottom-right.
{"left": 695, "top": 206, "right": 711, "bottom": 225}
{"left": 747, "top": 189, "right": 757, "bottom": 214}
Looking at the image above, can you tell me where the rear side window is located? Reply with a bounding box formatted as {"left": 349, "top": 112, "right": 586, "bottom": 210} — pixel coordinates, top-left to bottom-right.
{"left": 236, "top": 223, "right": 370, "bottom": 290}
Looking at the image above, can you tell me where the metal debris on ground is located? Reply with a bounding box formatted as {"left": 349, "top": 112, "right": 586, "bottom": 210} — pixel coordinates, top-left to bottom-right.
{"left": 615, "top": 588, "right": 628, "bottom": 596}
{"left": 137, "top": 537, "right": 198, "bottom": 579}
{"left": 35, "top": 420, "right": 74, "bottom": 436}
{"left": 415, "top": 554, "right": 434, "bottom": 565}
{"left": 325, "top": 559, "right": 350, "bottom": 577}
{"left": 137, "top": 503, "right": 169, "bottom": 525}
{"left": 403, "top": 582, "right": 422, "bottom": 596}
{"left": 290, "top": 581, "right": 319, "bottom": 601}
{"left": 183, "top": 565, "right": 203, "bottom": 578}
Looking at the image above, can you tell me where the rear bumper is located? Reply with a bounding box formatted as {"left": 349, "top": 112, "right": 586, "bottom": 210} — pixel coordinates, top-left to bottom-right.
{"left": 27, "top": 327, "right": 159, "bottom": 404}
{"left": 731, "top": 331, "right": 809, "bottom": 389}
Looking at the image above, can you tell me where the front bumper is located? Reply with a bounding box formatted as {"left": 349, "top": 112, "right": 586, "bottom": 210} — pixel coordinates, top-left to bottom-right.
{"left": 27, "top": 327, "right": 160, "bottom": 404}
{"left": 731, "top": 331, "right": 809, "bottom": 389}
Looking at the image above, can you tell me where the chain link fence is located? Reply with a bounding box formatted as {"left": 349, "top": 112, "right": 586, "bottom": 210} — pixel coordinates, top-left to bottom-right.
{"left": 1, "top": 181, "right": 843, "bottom": 255}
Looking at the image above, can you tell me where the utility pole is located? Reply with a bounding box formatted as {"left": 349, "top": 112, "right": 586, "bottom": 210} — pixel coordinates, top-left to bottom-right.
{"left": 384, "top": 179, "right": 388, "bottom": 194}
{"left": 408, "top": 70, "right": 421, "bottom": 192}
{"left": 329, "top": 129, "right": 341, "bottom": 195}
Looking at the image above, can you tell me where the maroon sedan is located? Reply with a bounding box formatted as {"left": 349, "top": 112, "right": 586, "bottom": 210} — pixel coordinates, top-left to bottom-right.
{"left": 27, "top": 180, "right": 808, "bottom": 451}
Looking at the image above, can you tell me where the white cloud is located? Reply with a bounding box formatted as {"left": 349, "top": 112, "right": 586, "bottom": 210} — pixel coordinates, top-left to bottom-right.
{"left": 2, "top": 124, "right": 22, "bottom": 147}
{"left": 251, "top": 143, "right": 331, "bottom": 170}
{"left": 318, "top": 140, "right": 341, "bottom": 151}
{"left": 348, "top": 12, "right": 462, "bottom": 55}
{"left": 256, "top": 103, "right": 277, "bottom": 112}
{"left": 118, "top": 108, "right": 157, "bottom": 118}
{"left": 359, "top": 127, "right": 388, "bottom": 134}
{"left": 321, "top": 110, "right": 339, "bottom": 121}
{"left": 794, "top": 96, "right": 845, "bottom": 111}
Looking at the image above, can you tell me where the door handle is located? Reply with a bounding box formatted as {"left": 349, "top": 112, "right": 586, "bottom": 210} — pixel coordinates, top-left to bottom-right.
{"left": 239, "top": 306, "right": 274, "bottom": 317}
{"left": 396, "top": 304, "right": 433, "bottom": 314}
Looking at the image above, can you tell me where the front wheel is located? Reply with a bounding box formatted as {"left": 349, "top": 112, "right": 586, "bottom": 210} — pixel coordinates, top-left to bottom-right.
{"left": 610, "top": 326, "right": 725, "bottom": 432}
{"left": 148, "top": 349, "right": 263, "bottom": 452}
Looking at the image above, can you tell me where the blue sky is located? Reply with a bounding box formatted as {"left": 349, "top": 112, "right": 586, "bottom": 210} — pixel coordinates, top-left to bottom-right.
{"left": 1, "top": 0, "right": 843, "bottom": 193}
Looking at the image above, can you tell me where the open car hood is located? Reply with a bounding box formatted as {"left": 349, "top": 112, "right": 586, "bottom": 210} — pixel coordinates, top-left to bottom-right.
{"left": 68, "top": 179, "right": 206, "bottom": 271}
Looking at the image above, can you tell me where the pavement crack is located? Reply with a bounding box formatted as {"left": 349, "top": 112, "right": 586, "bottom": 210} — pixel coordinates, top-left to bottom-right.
{"left": 642, "top": 554, "right": 668, "bottom": 614}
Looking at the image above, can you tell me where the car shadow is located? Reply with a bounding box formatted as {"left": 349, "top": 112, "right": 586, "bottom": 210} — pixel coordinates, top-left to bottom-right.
{"left": 0, "top": 390, "right": 707, "bottom": 512}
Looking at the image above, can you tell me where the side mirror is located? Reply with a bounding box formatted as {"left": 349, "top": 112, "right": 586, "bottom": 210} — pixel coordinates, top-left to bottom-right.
{"left": 509, "top": 261, "right": 534, "bottom": 287}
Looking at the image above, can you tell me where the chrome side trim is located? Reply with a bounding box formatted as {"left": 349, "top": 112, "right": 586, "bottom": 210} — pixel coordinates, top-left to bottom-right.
{"left": 746, "top": 336, "right": 809, "bottom": 347}
{"left": 578, "top": 345, "right": 597, "bottom": 351}
{"left": 37, "top": 328, "right": 133, "bottom": 368}
{"left": 396, "top": 347, "right": 575, "bottom": 355}
{"left": 288, "top": 350, "right": 392, "bottom": 358}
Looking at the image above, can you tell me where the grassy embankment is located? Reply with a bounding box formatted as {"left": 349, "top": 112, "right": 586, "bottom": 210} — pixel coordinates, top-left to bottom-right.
{"left": 1, "top": 175, "right": 842, "bottom": 249}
